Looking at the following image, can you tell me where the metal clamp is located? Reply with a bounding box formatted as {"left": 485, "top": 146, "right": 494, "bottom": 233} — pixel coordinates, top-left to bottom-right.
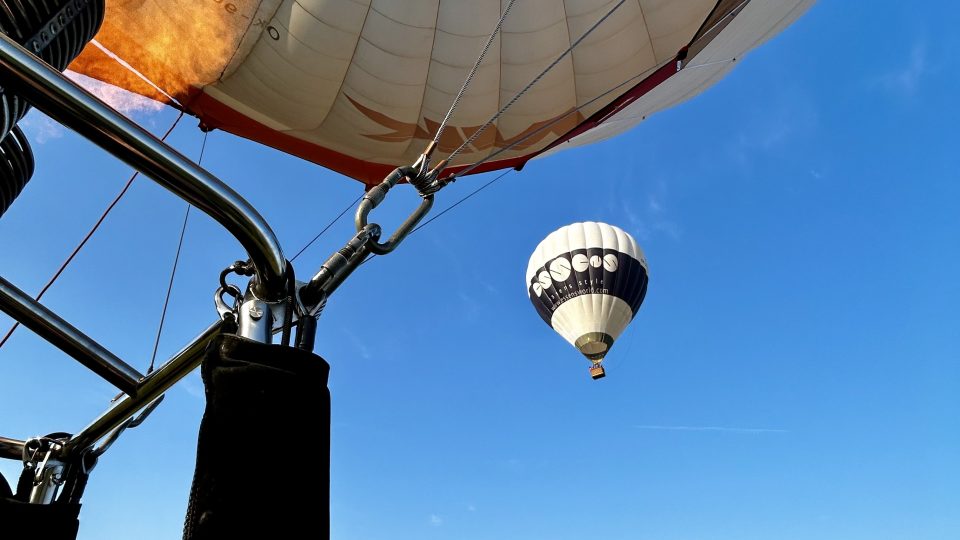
{"left": 300, "top": 224, "right": 381, "bottom": 309}
{"left": 355, "top": 166, "right": 434, "bottom": 255}
{"left": 88, "top": 395, "right": 164, "bottom": 463}
{"left": 298, "top": 164, "right": 438, "bottom": 322}
{"left": 22, "top": 434, "right": 69, "bottom": 504}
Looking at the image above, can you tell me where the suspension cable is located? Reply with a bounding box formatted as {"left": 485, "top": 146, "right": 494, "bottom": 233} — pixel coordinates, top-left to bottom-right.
{"left": 443, "top": 2, "right": 747, "bottom": 181}
{"left": 357, "top": 61, "right": 678, "bottom": 265}
{"left": 0, "top": 112, "right": 185, "bottom": 351}
{"left": 290, "top": 192, "right": 364, "bottom": 262}
{"left": 147, "top": 131, "right": 207, "bottom": 373}
{"left": 356, "top": 168, "right": 513, "bottom": 269}
{"left": 329, "top": 64, "right": 685, "bottom": 274}
{"left": 360, "top": 3, "right": 729, "bottom": 266}
{"left": 449, "top": 63, "right": 660, "bottom": 181}
{"left": 445, "top": 0, "right": 628, "bottom": 164}
{"left": 363, "top": 65, "right": 682, "bottom": 260}
{"left": 411, "top": 169, "right": 511, "bottom": 235}
{"left": 378, "top": 52, "right": 691, "bottom": 252}
{"left": 433, "top": 0, "right": 519, "bottom": 146}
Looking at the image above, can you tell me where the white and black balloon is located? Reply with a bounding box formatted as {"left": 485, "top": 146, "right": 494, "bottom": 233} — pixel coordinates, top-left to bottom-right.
{"left": 526, "top": 222, "right": 648, "bottom": 365}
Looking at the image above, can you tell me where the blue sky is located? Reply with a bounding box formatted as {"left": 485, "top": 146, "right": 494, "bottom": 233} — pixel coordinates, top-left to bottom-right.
{"left": 2, "top": 1, "right": 959, "bottom": 539}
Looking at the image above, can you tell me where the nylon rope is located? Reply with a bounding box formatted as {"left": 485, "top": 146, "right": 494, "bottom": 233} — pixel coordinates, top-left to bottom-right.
{"left": 445, "top": 0, "right": 628, "bottom": 164}
{"left": 432, "top": 0, "right": 519, "bottom": 146}
{"left": 147, "top": 131, "right": 207, "bottom": 373}
{"left": 90, "top": 40, "right": 181, "bottom": 107}
{"left": 0, "top": 112, "right": 185, "bottom": 351}
{"left": 685, "top": 58, "right": 737, "bottom": 70}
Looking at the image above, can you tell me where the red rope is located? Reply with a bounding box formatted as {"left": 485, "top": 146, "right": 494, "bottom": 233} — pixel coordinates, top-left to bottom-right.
{"left": 0, "top": 112, "right": 185, "bottom": 350}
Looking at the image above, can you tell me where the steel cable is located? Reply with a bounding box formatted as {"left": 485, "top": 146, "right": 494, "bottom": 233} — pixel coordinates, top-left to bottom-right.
{"left": 432, "top": 0, "right": 518, "bottom": 147}
{"left": 290, "top": 192, "right": 364, "bottom": 262}
{"left": 445, "top": 0, "right": 628, "bottom": 164}
{"left": 147, "top": 130, "right": 206, "bottom": 372}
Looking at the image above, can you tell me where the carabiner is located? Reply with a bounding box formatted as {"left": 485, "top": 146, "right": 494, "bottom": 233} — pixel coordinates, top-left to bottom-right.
{"left": 355, "top": 166, "right": 434, "bottom": 255}
{"left": 214, "top": 284, "right": 242, "bottom": 322}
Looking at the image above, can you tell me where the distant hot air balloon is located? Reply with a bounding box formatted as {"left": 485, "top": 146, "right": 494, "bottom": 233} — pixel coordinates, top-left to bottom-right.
{"left": 527, "top": 222, "right": 648, "bottom": 379}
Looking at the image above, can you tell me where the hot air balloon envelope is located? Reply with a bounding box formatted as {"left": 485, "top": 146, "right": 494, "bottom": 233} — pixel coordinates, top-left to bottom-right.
{"left": 526, "top": 222, "right": 647, "bottom": 378}
{"left": 69, "top": 0, "right": 814, "bottom": 186}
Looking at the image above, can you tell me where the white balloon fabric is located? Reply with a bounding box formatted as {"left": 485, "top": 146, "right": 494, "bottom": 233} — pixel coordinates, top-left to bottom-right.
{"left": 526, "top": 222, "right": 648, "bottom": 371}
{"left": 70, "top": 0, "right": 814, "bottom": 186}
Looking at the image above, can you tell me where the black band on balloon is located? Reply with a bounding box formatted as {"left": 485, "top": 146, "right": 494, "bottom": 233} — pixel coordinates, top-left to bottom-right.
{"left": 527, "top": 248, "right": 648, "bottom": 327}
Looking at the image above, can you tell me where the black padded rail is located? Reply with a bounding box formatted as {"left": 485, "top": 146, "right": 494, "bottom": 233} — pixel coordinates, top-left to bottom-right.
{"left": 0, "top": 0, "right": 105, "bottom": 217}
{"left": 0, "top": 125, "right": 33, "bottom": 217}
{"left": 0, "top": 0, "right": 106, "bottom": 139}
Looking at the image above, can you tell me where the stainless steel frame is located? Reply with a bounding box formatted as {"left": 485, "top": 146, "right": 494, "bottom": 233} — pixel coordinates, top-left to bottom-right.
{"left": 63, "top": 323, "right": 221, "bottom": 456}
{"left": 0, "top": 33, "right": 288, "bottom": 299}
{"left": 0, "top": 32, "right": 279, "bottom": 458}
{"left": 0, "top": 24, "right": 431, "bottom": 491}
{"left": 0, "top": 436, "right": 24, "bottom": 460}
{"left": 0, "top": 276, "right": 143, "bottom": 395}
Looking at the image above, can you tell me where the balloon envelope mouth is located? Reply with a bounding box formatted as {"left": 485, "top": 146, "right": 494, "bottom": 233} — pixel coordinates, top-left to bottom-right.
{"left": 575, "top": 332, "right": 615, "bottom": 361}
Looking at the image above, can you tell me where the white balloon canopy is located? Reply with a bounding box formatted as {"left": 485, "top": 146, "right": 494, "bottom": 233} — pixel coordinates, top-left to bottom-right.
{"left": 71, "top": 0, "right": 814, "bottom": 185}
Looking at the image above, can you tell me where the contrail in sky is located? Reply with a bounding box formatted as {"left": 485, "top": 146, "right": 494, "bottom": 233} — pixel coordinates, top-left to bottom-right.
{"left": 634, "top": 425, "right": 788, "bottom": 434}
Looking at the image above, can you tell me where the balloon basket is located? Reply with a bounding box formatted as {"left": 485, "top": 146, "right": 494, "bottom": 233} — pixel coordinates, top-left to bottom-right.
{"left": 589, "top": 364, "right": 606, "bottom": 380}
